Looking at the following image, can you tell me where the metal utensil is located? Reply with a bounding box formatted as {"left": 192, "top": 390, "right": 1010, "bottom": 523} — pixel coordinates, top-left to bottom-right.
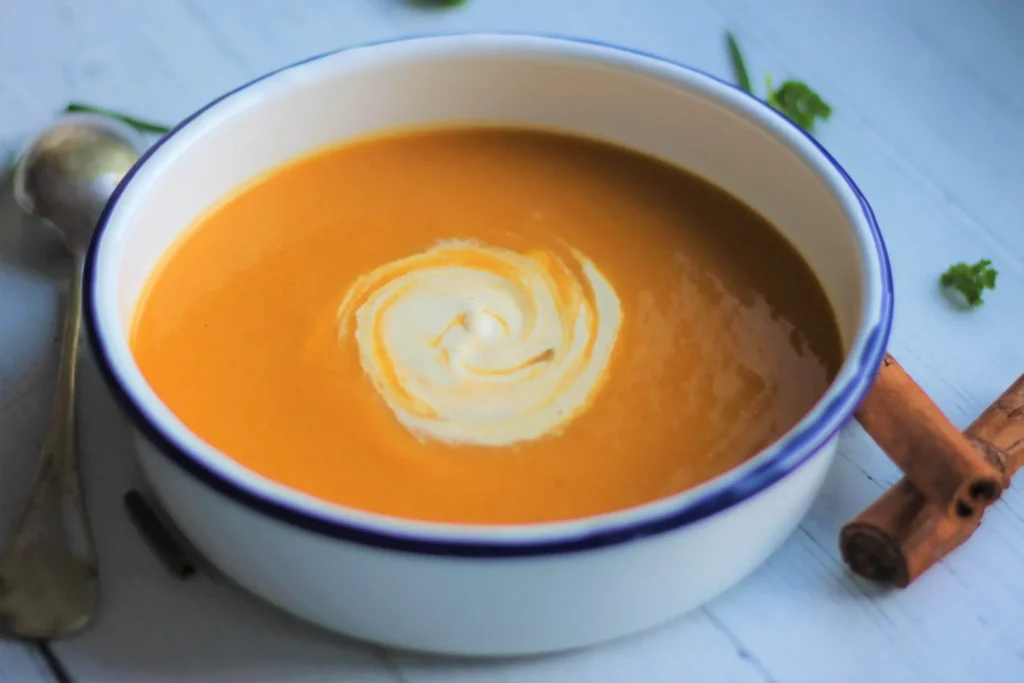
{"left": 0, "top": 114, "right": 144, "bottom": 638}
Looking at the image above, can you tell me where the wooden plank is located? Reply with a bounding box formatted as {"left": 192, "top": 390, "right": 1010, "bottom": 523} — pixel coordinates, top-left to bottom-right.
{"left": 0, "top": 644, "right": 53, "bottom": 683}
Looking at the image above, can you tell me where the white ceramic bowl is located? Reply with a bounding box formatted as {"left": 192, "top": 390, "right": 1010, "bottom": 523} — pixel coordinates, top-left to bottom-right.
{"left": 85, "top": 33, "right": 892, "bottom": 656}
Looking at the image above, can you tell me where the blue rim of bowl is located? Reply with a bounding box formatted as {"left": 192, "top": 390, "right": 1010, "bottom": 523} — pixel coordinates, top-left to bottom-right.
{"left": 83, "top": 32, "right": 893, "bottom": 558}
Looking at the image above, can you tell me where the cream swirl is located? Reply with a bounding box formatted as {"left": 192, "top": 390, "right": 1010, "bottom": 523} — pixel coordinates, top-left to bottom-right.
{"left": 337, "top": 240, "right": 622, "bottom": 447}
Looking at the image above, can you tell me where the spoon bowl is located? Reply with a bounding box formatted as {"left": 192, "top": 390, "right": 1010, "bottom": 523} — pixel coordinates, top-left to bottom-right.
{"left": 13, "top": 114, "right": 144, "bottom": 253}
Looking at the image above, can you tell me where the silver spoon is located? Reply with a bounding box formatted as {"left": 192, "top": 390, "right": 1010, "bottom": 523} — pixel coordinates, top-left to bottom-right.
{"left": 0, "top": 114, "right": 145, "bottom": 639}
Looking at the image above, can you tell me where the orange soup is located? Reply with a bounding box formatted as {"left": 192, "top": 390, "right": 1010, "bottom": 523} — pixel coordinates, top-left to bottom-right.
{"left": 131, "top": 128, "right": 843, "bottom": 524}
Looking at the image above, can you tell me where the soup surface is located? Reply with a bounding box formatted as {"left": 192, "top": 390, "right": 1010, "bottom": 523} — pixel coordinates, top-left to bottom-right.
{"left": 132, "top": 127, "right": 843, "bottom": 524}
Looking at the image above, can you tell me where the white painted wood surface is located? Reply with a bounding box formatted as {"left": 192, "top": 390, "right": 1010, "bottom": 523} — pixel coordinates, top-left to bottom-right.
{"left": 1, "top": 0, "right": 1022, "bottom": 680}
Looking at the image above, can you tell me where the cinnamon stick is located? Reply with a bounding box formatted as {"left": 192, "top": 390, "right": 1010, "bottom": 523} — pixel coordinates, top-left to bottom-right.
{"left": 853, "top": 353, "right": 1004, "bottom": 519}
{"left": 841, "top": 373, "right": 1024, "bottom": 587}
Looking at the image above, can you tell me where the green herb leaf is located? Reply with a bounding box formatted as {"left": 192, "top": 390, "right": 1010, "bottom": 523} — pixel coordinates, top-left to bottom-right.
{"left": 64, "top": 102, "right": 172, "bottom": 135}
{"left": 940, "top": 259, "right": 998, "bottom": 308}
{"left": 765, "top": 76, "right": 832, "bottom": 133}
{"left": 725, "top": 32, "right": 831, "bottom": 133}
{"left": 725, "top": 31, "right": 753, "bottom": 94}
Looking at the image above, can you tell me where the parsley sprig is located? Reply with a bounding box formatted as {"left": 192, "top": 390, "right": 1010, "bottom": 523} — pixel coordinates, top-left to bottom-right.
{"left": 725, "top": 32, "right": 832, "bottom": 133}
{"left": 727, "top": 31, "right": 1001, "bottom": 308}
{"left": 764, "top": 76, "right": 832, "bottom": 133}
{"left": 940, "top": 259, "right": 998, "bottom": 308}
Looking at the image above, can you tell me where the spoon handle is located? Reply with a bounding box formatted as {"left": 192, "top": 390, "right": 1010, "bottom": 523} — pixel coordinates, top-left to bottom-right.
{"left": 0, "top": 254, "right": 98, "bottom": 638}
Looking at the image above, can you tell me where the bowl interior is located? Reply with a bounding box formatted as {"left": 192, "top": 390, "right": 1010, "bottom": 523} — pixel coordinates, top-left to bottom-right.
{"left": 89, "top": 34, "right": 889, "bottom": 540}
